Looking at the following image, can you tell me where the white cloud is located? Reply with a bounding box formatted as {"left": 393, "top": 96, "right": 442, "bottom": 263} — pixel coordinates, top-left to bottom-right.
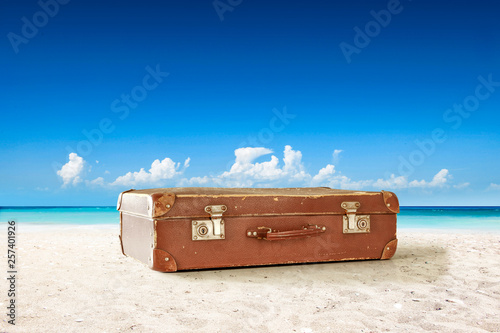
{"left": 111, "top": 157, "right": 189, "bottom": 187}
{"left": 312, "top": 167, "right": 452, "bottom": 191}
{"left": 216, "top": 147, "right": 284, "bottom": 186}
{"left": 310, "top": 164, "right": 372, "bottom": 190}
{"left": 487, "top": 183, "right": 500, "bottom": 191}
{"left": 183, "top": 147, "right": 459, "bottom": 191}
{"left": 311, "top": 164, "right": 335, "bottom": 185}
{"left": 408, "top": 169, "right": 450, "bottom": 188}
{"left": 282, "top": 145, "right": 310, "bottom": 182}
{"left": 311, "top": 166, "right": 373, "bottom": 190}
{"left": 57, "top": 153, "right": 85, "bottom": 187}
{"left": 372, "top": 174, "right": 409, "bottom": 189}
{"left": 187, "top": 145, "right": 310, "bottom": 187}
{"left": 86, "top": 177, "right": 105, "bottom": 187}
{"left": 234, "top": 147, "right": 273, "bottom": 166}
{"left": 56, "top": 146, "right": 466, "bottom": 194}
{"left": 366, "top": 169, "right": 451, "bottom": 190}
{"left": 454, "top": 182, "right": 470, "bottom": 189}
{"left": 332, "top": 149, "right": 343, "bottom": 164}
{"left": 178, "top": 176, "right": 211, "bottom": 186}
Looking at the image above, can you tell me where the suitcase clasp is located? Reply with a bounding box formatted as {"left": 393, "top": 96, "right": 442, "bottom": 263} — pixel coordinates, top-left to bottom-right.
{"left": 341, "top": 202, "right": 370, "bottom": 234}
{"left": 192, "top": 205, "right": 227, "bottom": 241}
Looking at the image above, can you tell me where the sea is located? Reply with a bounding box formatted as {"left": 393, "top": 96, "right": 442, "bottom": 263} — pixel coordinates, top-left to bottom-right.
{"left": 0, "top": 206, "right": 500, "bottom": 231}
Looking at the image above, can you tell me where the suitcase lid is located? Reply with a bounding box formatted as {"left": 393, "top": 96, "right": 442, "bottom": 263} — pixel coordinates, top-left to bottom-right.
{"left": 117, "top": 187, "right": 399, "bottom": 219}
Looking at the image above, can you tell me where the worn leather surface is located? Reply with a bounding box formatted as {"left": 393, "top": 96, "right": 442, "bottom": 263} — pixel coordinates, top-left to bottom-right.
{"left": 151, "top": 193, "right": 175, "bottom": 218}
{"left": 152, "top": 248, "right": 177, "bottom": 272}
{"left": 381, "top": 238, "right": 398, "bottom": 259}
{"left": 382, "top": 191, "right": 400, "bottom": 214}
{"left": 155, "top": 214, "right": 397, "bottom": 271}
{"left": 119, "top": 187, "right": 397, "bottom": 219}
{"left": 126, "top": 187, "right": 360, "bottom": 196}
{"left": 118, "top": 187, "right": 399, "bottom": 272}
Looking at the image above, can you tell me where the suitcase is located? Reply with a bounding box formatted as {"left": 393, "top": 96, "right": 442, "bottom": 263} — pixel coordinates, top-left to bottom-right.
{"left": 117, "top": 187, "right": 399, "bottom": 272}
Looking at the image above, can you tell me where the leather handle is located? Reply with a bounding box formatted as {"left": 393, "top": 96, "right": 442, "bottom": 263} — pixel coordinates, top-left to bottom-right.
{"left": 247, "top": 224, "right": 326, "bottom": 241}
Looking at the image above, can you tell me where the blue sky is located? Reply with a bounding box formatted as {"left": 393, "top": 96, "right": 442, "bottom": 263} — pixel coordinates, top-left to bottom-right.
{"left": 1, "top": 0, "right": 499, "bottom": 206}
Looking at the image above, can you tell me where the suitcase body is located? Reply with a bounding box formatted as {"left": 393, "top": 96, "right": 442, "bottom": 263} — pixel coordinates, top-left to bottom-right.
{"left": 117, "top": 187, "right": 399, "bottom": 272}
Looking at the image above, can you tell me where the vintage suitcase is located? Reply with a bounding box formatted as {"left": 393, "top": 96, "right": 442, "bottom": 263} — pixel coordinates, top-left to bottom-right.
{"left": 117, "top": 187, "right": 399, "bottom": 272}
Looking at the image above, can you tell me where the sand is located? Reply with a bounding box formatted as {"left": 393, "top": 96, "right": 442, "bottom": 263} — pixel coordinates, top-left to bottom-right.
{"left": 1, "top": 225, "right": 499, "bottom": 333}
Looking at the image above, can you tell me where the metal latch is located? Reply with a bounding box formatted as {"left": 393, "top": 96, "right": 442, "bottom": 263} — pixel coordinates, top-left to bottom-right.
{"left": 192, "top": 205, "right": 227, "bottom": 240}
{"left": 341, "top": 202, "right": 370, "bottom": 234}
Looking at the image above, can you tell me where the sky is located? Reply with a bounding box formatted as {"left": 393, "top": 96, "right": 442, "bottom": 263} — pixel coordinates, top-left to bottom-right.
{"left": 1, "top": 0, "right": 499, "bottom": 206}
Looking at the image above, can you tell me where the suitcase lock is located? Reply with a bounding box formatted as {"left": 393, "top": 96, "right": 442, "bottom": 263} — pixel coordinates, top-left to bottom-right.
{"left": 341, "top": 202, "right": 370, "bottom": 234}
{"left": 192, "top": 205, "right": 227, "bottom": 241}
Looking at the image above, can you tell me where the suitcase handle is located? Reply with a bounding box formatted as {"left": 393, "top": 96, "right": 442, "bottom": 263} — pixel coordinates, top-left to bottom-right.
{"left": 246, "top": 224, "right": 326, "bottom": 241}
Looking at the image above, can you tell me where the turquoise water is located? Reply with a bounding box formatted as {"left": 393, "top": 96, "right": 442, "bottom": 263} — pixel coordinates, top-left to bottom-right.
{"left": 0, "top": 206, "right": 499, "bottom": 230}
{"left": 398, "top": 207, "right": 500, "bottom": 230}
{"left": 0, "top": 206, "right": 119, "bottom": 225}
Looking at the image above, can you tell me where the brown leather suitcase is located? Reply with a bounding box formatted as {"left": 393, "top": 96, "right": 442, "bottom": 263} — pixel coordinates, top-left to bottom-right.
{"left": 117, "top": 187, "right": 399, "bottom": 272}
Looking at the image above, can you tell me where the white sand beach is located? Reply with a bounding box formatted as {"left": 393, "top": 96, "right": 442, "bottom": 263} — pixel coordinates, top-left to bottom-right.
{"left": 1, "top": 226, "right": 499, "bottom": 332}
